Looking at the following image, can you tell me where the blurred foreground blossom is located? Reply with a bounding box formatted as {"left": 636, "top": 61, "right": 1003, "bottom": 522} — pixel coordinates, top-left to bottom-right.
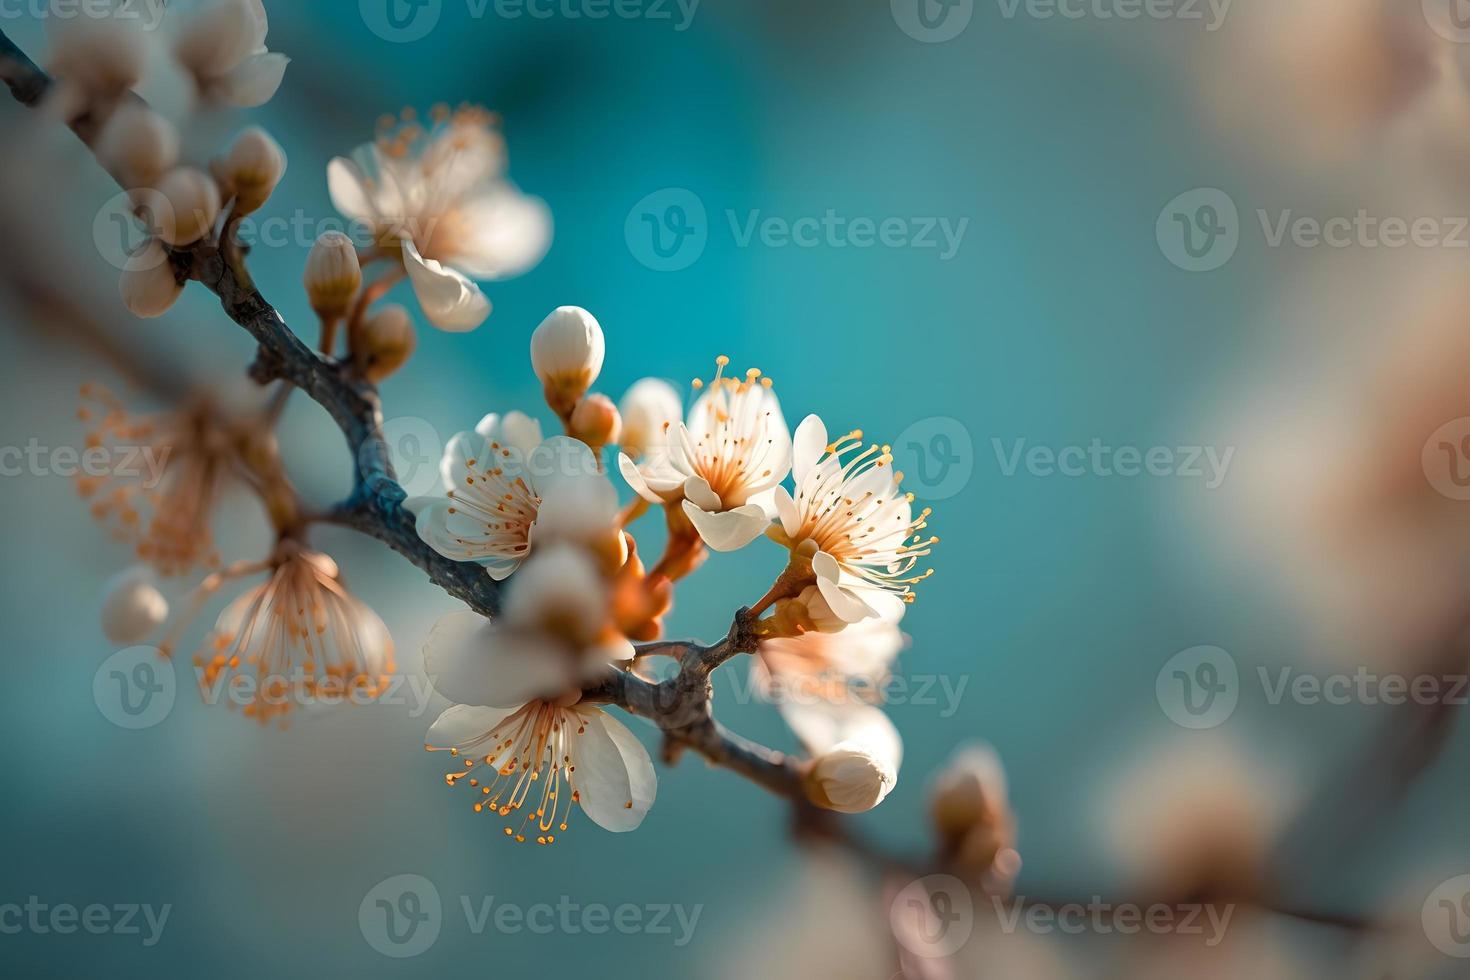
{"left": 423, "top": 545, "right": 653, "bottom": 841}
{"left": 328, "top": 104, "right": 551, "bottom": 331}
{"left": 1213, "top": 269, "right": 1470, "bottom": 665}
{"left": 171, "top": 0, "right": 289, "bottom": 107}
{"left": 1101, "top": 735, "right": 1295, "bottom": 901}
{"left": 193, "top": 544, "right": 396, "bottom": 726}
{"left": 929, "top": 744, "right": 1020, "bottom": 890}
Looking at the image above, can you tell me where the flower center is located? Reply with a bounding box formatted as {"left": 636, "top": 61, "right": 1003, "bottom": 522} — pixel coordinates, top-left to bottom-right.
{"left": 437, "top": 702, "right": 584, "bottom": 845}
{"left": 194, "top": 550, "right": 395, "bottom": 726}
{"left": 795, "top": 430, "right": 938, "bottom": 601}
{"left": 76, "top": 384, "right": 228, "bottom": 576}
{"left": 687, "top": 356, "right": 780, "bottom": 505}
{"left": 444, "top": 440, "right": 541, "bottom": 556}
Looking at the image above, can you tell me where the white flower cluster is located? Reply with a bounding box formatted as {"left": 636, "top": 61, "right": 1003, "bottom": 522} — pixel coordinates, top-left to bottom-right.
{"left": 73, "top": 0, "right": 942, "bottom": 841}
{"left": 407, "top": 308, "right": 940, "bottom": 836}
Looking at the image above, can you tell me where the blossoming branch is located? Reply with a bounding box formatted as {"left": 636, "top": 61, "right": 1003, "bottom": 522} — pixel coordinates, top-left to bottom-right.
{"left": 0, "top": 2, "right": 950, "bottom": 846}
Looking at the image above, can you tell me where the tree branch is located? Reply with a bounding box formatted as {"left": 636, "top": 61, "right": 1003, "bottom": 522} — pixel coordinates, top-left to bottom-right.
{"left": 0, "top": 29, "right": 1415, "bottom": 964}
{"left": 0, "top": 26, "right": 801, "bottom": 798}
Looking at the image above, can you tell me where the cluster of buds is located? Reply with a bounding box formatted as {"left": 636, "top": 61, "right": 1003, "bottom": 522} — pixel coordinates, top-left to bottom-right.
{"left": 112, "top": 122, "right": 286, "bottom": 318}
{"left": 303, "top": 231, "right": 420, "bottom": 381}
{"left": 44, "top": 3, "right": 290, "bottom": 320}
{"left": 928, "top": 745, "right": 1020, "bottom": 891}
{"left": 46, "top": 0, "right": 287, "bottom": 116}
{"left": 108, "top": 121, "right": 208, "bottom": 317}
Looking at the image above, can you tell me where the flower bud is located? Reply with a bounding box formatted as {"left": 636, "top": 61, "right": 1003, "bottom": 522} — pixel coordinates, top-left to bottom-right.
{"left": 96, "top": 105, "right": 179, "bottom": 189}
{"left": 569, "top": 393, "right": 621, "bottom": 455}
{"left": 618, "top": 377, "right": 682, "bottom": 460}
{"left": 930, "top": 745, "right": 1006, "bottom": 836}
{"left": 213, "top": 126, "right": 286, "bottom": 216}
{"left": 800, "top": 585, "right": 848, "bottom": 634}
{"left": 929, "top": 744, "right": 1015, "bottom": 872}
{"left": 119, "top": 239, "right": 182, "bottom": 318}
{"left": 531, "top": 306, "right": 605, "bottom": 418}
{"left": 304, "top": 231, "right": 361, "bottom": 321}
{"left": 806, "top": 744, "right": 897, "bottom": 814}
{"left": 351, "top": 304, "right": 417, "bottom": 382}
{"left": 100, "top": 566, "right": 169, "bottom": 645}
{"left": 150, "top": 167, "right": 221, "bottom": 247}
{"left": 47, "top": 13, "right": 150, "bottom": 101}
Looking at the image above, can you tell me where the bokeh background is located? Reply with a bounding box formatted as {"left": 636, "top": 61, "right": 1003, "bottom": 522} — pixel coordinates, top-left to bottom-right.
{"left": 3, "top": 0, "right": 1470, "bottom": 976}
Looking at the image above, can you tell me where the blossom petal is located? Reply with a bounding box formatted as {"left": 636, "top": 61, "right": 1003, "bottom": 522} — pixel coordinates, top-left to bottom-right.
{"left": 423, "top": 611, "right": 566, "bottom": 707}
{"left": 498, "top": 411, "right": 545, "bottom": 459}
{"left": 682, "top": 475, "right": 722, "bottom": 512}
{"left": 176, "top": 0, "right": 259, "bottom": 78}
{"left": 792, "top": 414, "right": 829, "bottom": 486}
{"left": 618, "top": 453, "right": 665, "bottom": 505}
{"left": 773, "top": 484, "right": 801, "bottom": 538}
{"left": 407, "top": 497, "right": 526, "bottom": 577}
{"left": 865, "top": 589, "right": 909, "bottom": 625}
{"left": 813, "top": 551, "right": 880, "bottom": 623}
{"left": 571, "top": 707, "right": 656, "bottom": 832}
{"left": 781, "top": 698, "right": 903, "bottom": 773}
{"left": 402, "top": 240, "right": 490, "bottom": 332}
{"left": 745, "top": 486, "right": 780, "bottom": 521}
{"left": 682, "top": 501, "right": 770, "bottom": 552}
{"left": 438, "top": 428, "right": 485, "bottom": 493}
{"left": 327, "top": 156, "right": 377, "bottom": 226}
{"left": 245, "top": 0, "right": 270, "bottom": 49}
{"left": 426, "top": 703, "right": 521, "bottom": 752}
{"left": 448, "top": 184, "right": 553, "bottom": 279}
{"left": 528, "top": 434, "right": 598, "bottom": 496}
{"left": 214, "top": 52, "right": 288, "bottom": 107}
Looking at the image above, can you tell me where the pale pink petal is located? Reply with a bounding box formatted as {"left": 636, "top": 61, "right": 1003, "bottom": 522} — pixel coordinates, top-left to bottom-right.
{"left": 569, "top": 707, "right": 657, "bottom": 832}
{"left": 682, "top": 501, "right": 770, "bottom": 552}
{"left": 682, "top": 475, "right": 722, "bottom": 512}
{"left": 426, "top": 703, "right": 521, "bottom": 752}
{"left": 448, "top": 184, "right": 553, "bottom": 279}
{"left": 792, "top": 414, "right": 829, "bottom": 486}
{"left": 402, "top": 240, "right": 490, "bottom": 331}
{"left": 814, "top": 551, "right": 880, "bottom": 623}
{"left": 327, "top": 157, "right": 377, "bottom": 227}
{"left": 773, "top": 484, "right": 801, "bottom": 538}
{"left": 214, "top": 51, "right": 288, "bottom": 107}
{"left": 618, "top": 453, "right": 665, "bottom": 505}
{"left": 423, "top": 611, "right": 567, "bottom": 708}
